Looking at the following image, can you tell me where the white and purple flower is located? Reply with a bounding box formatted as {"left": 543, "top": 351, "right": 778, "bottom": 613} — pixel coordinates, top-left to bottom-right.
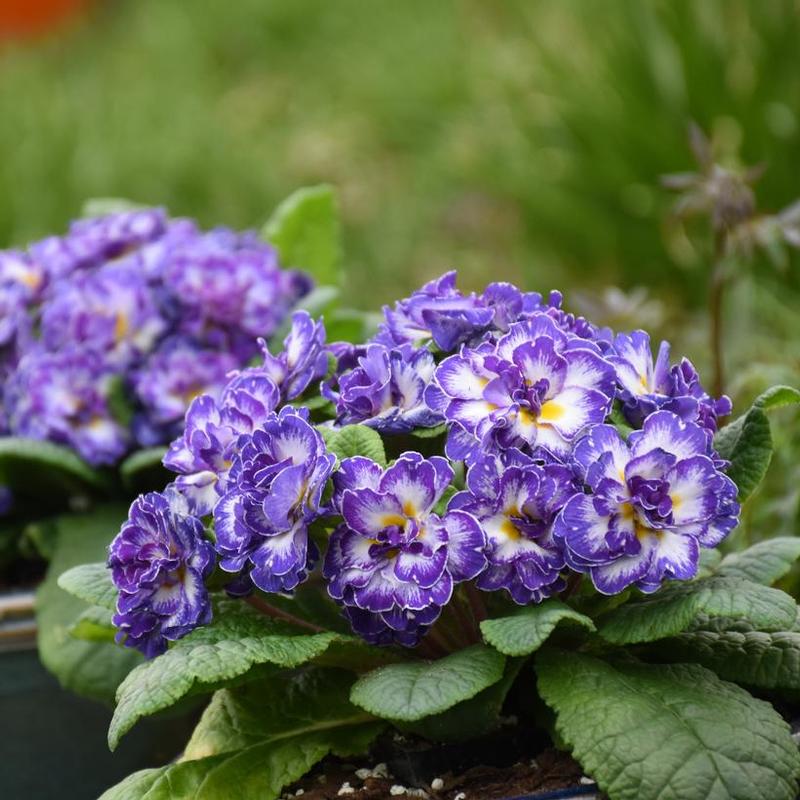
{"left": 108, "top": 488, "right": 215, "bottom": 658}
{"left": 325, "top": 342, "right": 443, "bottom": 433}
{"left": 165, "top": 228, "right": 312, "bottom": 347}
{"left": 41, "top": 262, "right": 167, "bottom": 367}
{"left": 609, "top": 331, "right": 731, "bottom": 432}
{"left": 427, "top": 313, "right": 616, "bottom": 461}
{"left": 132, "top": 338, "right": 240, "bottom": 446}
{"left": 5, "top": 347, "right": 129, "bottom": 466}
{"left": 451, "top": 451, "right": 576, "bottom": 604}
{"left": 214, "top": 406, "right": 336, "bottom": 594}
{"left": 259, "top": 311, "right": 329, "bottom": 401}
{"left": 553, "top": 411, "right": 740, "bottom": 594}
{"left": 323, "top": 453, "right": 486, "bottom": 646}
{"left": 163, "top": 374, "right": 280, "bottom": 514}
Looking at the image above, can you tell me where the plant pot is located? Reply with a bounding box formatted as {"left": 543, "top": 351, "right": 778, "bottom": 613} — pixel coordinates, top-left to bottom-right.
{"left": 500, "top": 788, "right": 599, "bottom": 800}
{"left": 0, "top": 590, "right": 196, "bottom": 800}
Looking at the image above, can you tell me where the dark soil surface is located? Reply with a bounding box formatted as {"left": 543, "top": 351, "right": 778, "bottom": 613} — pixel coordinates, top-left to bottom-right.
{"left": 282, "top": 747, "right": 591, "bottom": 799}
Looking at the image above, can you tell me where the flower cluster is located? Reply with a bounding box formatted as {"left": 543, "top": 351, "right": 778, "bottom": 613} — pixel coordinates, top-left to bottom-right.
{"left": 0, "top": 209, "right": 311, "bottom": 466}
{"left": 110, "top": 272, "right": 740, "bottom": 655}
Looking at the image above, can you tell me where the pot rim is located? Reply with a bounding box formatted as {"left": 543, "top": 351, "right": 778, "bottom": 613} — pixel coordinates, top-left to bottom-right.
{"left": 0, "top": 589, "right": 36, "bottom": 652}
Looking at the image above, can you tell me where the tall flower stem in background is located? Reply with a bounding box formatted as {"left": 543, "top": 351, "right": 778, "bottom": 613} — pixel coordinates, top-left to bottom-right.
{"left": 661, "top": 122, "right": 800, "bottom": 404}
{"left": 709, "top": 229, "right": 728, "bottom": 399}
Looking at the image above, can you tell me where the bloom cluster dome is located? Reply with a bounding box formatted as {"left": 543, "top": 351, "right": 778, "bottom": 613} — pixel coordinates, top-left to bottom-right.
{"left": 0, "top": 209, "right": 311, "bottom": 466}
{"left": 108, "top": 272, "right": 740, "bottom": 655}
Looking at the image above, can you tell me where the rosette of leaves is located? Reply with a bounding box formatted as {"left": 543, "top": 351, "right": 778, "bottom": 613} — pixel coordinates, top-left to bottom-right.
{"left": 56, "top": 384, "right": 800, "bottom": 800}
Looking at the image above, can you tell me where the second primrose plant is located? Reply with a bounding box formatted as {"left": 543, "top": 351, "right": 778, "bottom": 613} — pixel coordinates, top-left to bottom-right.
{"left": 60, "top": 272, "right": 800, "bottom": 800}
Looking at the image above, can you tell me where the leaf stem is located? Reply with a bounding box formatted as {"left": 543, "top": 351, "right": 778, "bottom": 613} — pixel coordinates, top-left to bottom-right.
{"left": 465, "top": 581, "right": 488, "bottom": 624}
{"left": 245, "top": 594, "right": 327, "bottom": 633}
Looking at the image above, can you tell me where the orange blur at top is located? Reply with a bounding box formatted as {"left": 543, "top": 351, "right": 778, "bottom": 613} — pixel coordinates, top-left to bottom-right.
{"left": 0, "top": 0, "right": 89, "bottom": 39}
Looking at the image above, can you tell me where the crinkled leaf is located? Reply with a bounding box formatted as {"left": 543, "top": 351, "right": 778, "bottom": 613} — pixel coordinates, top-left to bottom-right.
{"left": 717, "top": 538, "right": 800, "bottom": 585}
{"left": 99, "top": 723, "right": 381, "bottom": 800}
{"left": 109, "top": 602, "right": 343, "bottom": 749}
{"left": 654, "top": 619, "right": 800, "bottom": 691}
{"left": 101, "top": 673, "right": 381, "bottom": 800}
{"left": 714, "top": 385, "right": 800, "bottom": 502}
{"left": 349, "top": 643, "right": 506, "bottom": 722}
{"left": 481, "top": 599, "right": 595, "bottom": 657}
{"left": 325, "top": 424, "right": 386, "bottom": 466}
{"left": 598, "top": 577, "right": 797, "bottom": 644}
{"left": 537, "top": 649, "right": 800, "bottom": 800}
{"left": 69, "top": 605, "right": 116, "bottom": 643}
{"left": 184, "top": 669, "right": 375, "bottom": 760}
{"left": 398, "top": 657, "right": 524, "bottom": 742}
{"left": 58, "top": 562, "right": 117, "bottom": 610}
{"left": 36, "top": 505, "right": 142, "bottom": 703}
{"left": 0, "top": 436, "right": 110, "bottom": 497}
{"left": 697, "top": 548, "right": 723, "bottom": 578}
{"left": 262, "top": 184, "right": 342, "bottom": 285}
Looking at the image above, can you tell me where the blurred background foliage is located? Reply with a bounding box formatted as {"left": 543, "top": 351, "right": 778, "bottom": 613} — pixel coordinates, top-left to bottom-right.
{"left": 0, "top": 0, "right": 798, "bottom": 540}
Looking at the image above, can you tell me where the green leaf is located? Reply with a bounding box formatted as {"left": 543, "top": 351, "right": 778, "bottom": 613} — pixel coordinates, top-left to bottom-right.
{"left": 398, "top": 657, "right": 525, "bottom": 742}
{"left": 697, "top": 548, "right": 723, "bottom": 578}
{"left": 608, "top": 403, "right": 634, "bottom": 440}
{"left": 184, "top": 669, "right": 376, "bottom": 760}
{"left": 481, "top": 600, "right": 596, "bottom": 657}
{"left": 598, "top": 576, "right": 797, "bottom": 644}
{"left": 262, "top": 184, "right": 342, "bottom": 285}
{"left": 536, "top": 649, "right": 800, "bottom": 800}
{"left": 410, "top": 423, "right": 448, "bottom": 439}
{"left": 57, "top": 562, "right": 117, "bottom": 610}
{"left": 119, "top": 447, "right": 169, "bottom": 492}
{"left": 69, "top": 605, "right": 116, "bottom": 643}
{"left": 325, "top": 424, "right": 386, "bottom": 465}
{"left": 0, "top": 436, "right": 110, "bottom": 497}
{"left": 714, "top": 385, "right": 800, "bottom": 502}
{"left": 717, "top": 538, "right": 800, "bottom": 585}
{"left": 100, "top": 725, "right": 381, "bottom": 800}
{"left": 36, "top": 505, "right": 142, "bottom": 703}
{"left": 349, "top": 643, "right": 506, "bottom": 722}
{"left": 109, "top": 602, "right": 342, "bottom": 749}
{"left": 101, "top": 671, "right": 381, "bottom": 800}
{"left": 654, "top": 619, "right": 800, "bottom": 691}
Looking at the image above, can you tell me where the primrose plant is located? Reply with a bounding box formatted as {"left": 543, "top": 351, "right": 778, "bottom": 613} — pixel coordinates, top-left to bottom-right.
{"left": 59, "top": 271, "right": 800, "bottom": 800}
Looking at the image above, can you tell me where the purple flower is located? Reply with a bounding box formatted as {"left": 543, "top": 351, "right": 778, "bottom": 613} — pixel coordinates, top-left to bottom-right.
{"left": 324, "top": 343, "right": 443, "bottom": 433}
{"left": 450, "top": 451, "right": 575, "bottom": 603}
{"left": 427, "top": 314, "right": 616, "bottom": 462}
{"left": 214, "top": 407, "right": 335, "bottom": 593}
{"left": 132, "top": 338, "right": 240, "bottom": 446}
{"left": 323, "top": 453, "right": 486, "bottom": 646}
{"left": 29, "top": 209, "right": 167, "bottom": 281}
{"left": 609, "top": 331, "right": 731, "bottom": 432}
{"left": 108, "top": 488, "right": 215, "bottom": 658}
{"left": 5, "top": 347, "right": 129, "bottom": 466}
{"left": 163, "top": 373, "right": 280, "bottom": 514}
{"left": 41, "top": 263, "right": 166, "bottom": 366}
{"left": 0, "top": 250, "right": 46, "bottom": 302}
{"left": 376, "top": 272, "right": 495, "bottom": 351}
{"left": 259, "top": 311, "right": 328, "bottom": 401}
{"left": 165, "top": 228, "right": 312, "bottom": 345}
{"left": 553, "top": 411, "right": 740, "bottom": 595}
